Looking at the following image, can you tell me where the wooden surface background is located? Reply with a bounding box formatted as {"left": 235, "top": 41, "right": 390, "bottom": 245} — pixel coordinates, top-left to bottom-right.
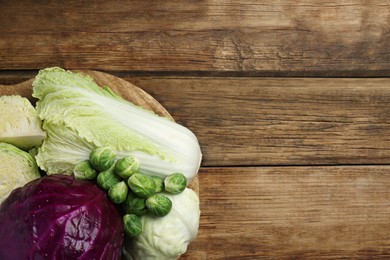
{"left": 0, "top": 1, "right": 389, "bottom": 259}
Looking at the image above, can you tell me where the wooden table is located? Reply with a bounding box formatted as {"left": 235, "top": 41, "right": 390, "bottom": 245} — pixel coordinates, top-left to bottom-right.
{"left": 1, "top": 1, "right": 389, "bottom": 259}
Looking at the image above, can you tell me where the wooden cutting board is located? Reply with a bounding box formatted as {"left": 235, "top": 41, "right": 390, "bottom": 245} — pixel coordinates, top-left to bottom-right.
{"left": 0, "top": 70, "right": 199, "bottom": 194}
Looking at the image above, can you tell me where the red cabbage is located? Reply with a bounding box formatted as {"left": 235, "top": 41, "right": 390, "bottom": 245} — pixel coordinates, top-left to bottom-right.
{"left": 0, "top": 174, "right": 124, "bottom": 260}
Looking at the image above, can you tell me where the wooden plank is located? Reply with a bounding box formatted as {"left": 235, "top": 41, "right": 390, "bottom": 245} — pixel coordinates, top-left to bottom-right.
{"left": 183, "top": 166, "right": 390, "bottom": 259}
{"left": 0, "top": 1, "right": 389, "bottom": 76}
{"left": 0, "top": 71, "right": 35, "bottom": 85}
{"left": 125, "top": 76, "right": 390, "bottom": 166}
{"left": 0, "top": 75, "right": 389, "bottom": 166}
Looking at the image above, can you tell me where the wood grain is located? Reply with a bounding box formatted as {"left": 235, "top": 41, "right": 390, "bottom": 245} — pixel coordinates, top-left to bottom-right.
{"left": 123, "top": 76, "right": 390, "bottom": 166}
{"left": 181, "top": 166, "right": 390, "bottom": 259}
{"left": 0, "top": 1, "right": 389, "bottom": 76}
{"left": 1, "top": 75, "right": 389, "bottom": 167}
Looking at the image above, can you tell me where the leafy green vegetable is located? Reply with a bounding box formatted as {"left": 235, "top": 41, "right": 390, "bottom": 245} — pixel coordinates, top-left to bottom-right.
{"left": 0, "top": 95, "right": 45, "bottom": 150}
{"left": 73, "top": 160, "right": 97, "bottom": 180}
{"left": 123, "top": 214, "right": 142, "bottom": 237}
{"left": 146, "top": 194, "right": 172, "bottom": 217}
{"left": 32, "top": 67, "right": 202, "bottom": 182}
{"left": 0, "top": 142, "right": 41, "bottom": 203}
{"left": 90, "top": 146, "right": 116, "bottom": 171}
{"left": 96, "top": 166, "right": 121, "bottom": 191}
{"left": 115, "top": 155, "right": 139, "bottom": 179}
{"left": 151, "top": 176, "right": 164, "bottom": 193}
{"left": 123, "top": 190, "right": 148, "bottom": 216}
{"left": 108, "top": 181, "right": 128, "bottom": 204}
{"left": 128, "top": 173, "right": 156, "bottom": 198}
{"left": 164, "top": 172, "right": 187, "bottom": 195}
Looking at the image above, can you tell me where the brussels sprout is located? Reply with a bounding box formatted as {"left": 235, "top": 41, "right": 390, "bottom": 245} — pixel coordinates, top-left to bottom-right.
{"left": 164, "top": 172, "right": 187, "bottom": 195}
{"left": 108, "top": 181, "right": 128, "bottom": 204}
{"left": 97, "top": 166, "right": 121, "bottom": 190}
{"left": 128, "top": 173, "right": 156, "bottom": 198}
{"left": 73, "top": 160, "right": 97, "bottom": 180}
{"left": 151, "top": 176, "right": 164, "bottom": 193}
{"left": 123, "top": 214, "right": 142, "bottom": 237}
{"left": 123, "top": 191, "right": 147, "bottom": 216}
{"left": 90, "top": 146, "right": 116, "bottom": 171}
{"left": 146, "top": 194, "right": 172, "bottom": 217}
{"left": 114, "top": 155, "right": 139, "bottom": 179}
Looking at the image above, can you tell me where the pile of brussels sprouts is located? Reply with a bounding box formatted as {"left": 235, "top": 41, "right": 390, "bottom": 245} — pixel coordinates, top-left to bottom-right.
{"left": 73, "top": 146, "right": 187, "bottom": 237}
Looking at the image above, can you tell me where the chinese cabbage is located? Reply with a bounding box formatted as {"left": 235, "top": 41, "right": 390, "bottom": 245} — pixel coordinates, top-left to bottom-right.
{"left": 32, "top": 67, "right": 202, "bottom": 182}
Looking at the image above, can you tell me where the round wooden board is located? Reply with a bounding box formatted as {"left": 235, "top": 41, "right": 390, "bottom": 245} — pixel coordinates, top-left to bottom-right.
{"left": 0, "top": 70, "right": 199, "bottom": 195}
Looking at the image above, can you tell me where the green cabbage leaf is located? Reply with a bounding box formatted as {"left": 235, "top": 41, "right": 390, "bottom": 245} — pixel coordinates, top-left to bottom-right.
{"left": 0, "top": 142, "right": 41, "bottom": 203}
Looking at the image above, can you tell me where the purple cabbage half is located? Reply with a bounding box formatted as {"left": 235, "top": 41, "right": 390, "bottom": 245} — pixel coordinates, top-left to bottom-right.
{"left": 0, "top": 174, "right": 124, "bottom": 260}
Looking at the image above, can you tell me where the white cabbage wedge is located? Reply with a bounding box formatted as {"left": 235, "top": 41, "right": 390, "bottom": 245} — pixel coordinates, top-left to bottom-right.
{"left": 0, "top": 95, "right": 45, "bottom": 150}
